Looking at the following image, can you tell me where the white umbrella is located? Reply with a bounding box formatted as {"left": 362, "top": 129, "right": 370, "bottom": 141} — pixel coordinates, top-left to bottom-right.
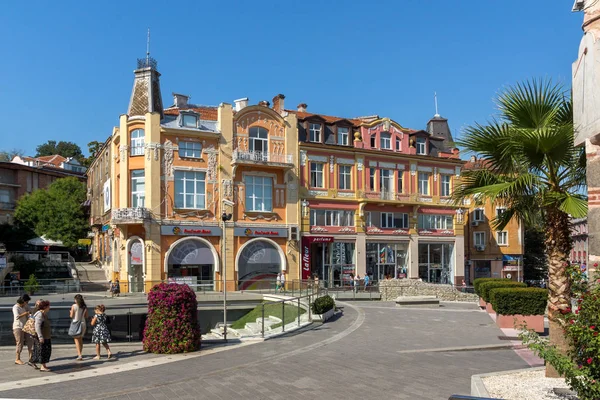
{"left": 27, "top": 236, "right": 66, "bottom": 247}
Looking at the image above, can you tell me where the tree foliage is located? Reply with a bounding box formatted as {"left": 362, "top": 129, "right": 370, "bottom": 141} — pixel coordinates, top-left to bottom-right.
{"left": 0, "top": 149, "right": 24, "bottom": 162}
{"left": 35, "top": 140, "right": 83, "bottom": 161}
{"left": 14, "top": 177, "right": 88, "bottom": 248}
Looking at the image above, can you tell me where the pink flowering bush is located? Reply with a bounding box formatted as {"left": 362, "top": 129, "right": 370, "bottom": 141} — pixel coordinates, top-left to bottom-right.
{"left": 143, "top": 283, "right": 201, "bottom": 354}
{"left": 521, "top": 266, "right": 600, "bottom": 400}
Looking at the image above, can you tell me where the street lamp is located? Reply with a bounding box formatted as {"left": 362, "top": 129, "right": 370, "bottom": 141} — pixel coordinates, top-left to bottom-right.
{"left": 221, "top": 207, "right": 233, "bottom": 341}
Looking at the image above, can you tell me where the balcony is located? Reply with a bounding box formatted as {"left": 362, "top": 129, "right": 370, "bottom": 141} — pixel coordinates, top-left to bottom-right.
{"left": 232, "top": 150, "right": 293, "bottom": 166}
{"left": 0, "top": 202, "right": 15, "bottom": 210}
{"left": 111, "top": 207, "right": 151, "bottom": 224}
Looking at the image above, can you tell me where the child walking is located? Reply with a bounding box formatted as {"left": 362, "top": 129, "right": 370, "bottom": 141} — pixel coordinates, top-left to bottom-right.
{"left": 91, "top": 305, "right": 112, "bottom": 360}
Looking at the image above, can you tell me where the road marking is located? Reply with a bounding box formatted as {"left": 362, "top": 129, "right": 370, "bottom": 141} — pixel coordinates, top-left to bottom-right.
{"left": 396, "top": 343, "right": 525, "bottom": 354}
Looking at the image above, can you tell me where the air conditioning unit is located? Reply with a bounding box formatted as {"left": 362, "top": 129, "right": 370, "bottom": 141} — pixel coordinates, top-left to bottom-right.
{"left": 475, "top": 245, "right": 485, "bottom": 251}
{"left": 471, "top": 221, "right": 479, "bottom": 226}
{"left": 289, "top": 225, "right": 299, "bottom": 241}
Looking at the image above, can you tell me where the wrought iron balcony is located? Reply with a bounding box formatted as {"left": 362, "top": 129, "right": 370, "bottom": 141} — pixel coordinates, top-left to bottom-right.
{"left": 232, "top": 150, "right": 293, "bottom": 165}
{"left": 111, "top": 207, "right": 151, "bottom": 224}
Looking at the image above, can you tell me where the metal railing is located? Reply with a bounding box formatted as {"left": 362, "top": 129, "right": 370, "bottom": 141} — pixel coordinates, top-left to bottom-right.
{"left": 232, "top": 149, "right": 293, "bottom": 164}
{"left": 111, "top": 207, "right": 151, "bottom": 223}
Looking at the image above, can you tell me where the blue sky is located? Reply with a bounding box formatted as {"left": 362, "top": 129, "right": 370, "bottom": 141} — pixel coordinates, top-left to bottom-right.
{"left": 0, "top": 1, "right": 583, "bottom": 157}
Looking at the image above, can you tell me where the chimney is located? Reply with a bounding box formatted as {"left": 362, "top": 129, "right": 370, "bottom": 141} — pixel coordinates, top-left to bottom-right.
{"left": 258, "top": 100, "right": 270, "bottom": 107}
{"left": 234, "top": 98, "right": 249, "bottom": 112}
{"left": 173, "top": 93, "right": 189, "bottom": 108}
{"left": 297, "top": 103, "right": 307, "bottom": 113}
{"left": 272, "top": 94, "right": 285, "bottom": 114}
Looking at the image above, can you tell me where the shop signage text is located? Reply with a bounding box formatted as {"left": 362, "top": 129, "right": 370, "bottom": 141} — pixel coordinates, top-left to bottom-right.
{"left": 234, "top": 227, "right": 288, "bottom": 237}
{"left": 160, "top": 225, "right": 222, "bottom": 236}
{"left": 301, "top": 236, "right": 334, "bottom": 280}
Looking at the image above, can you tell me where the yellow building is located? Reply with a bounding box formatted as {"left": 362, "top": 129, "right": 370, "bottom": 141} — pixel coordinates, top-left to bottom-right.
{"left": 463, "top": 156, "right": 524, "bottom": 284}
{"left": 87, "top": 58, "right": 299, "bottom": 293}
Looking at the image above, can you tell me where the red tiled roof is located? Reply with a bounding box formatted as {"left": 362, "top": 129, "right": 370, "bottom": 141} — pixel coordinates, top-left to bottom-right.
{"left": 164, "top": 106, "right": 218, "bottom": 121}
{"left": 286, "top": 110, "right": 362, "bottom": 126}
{"left": 35, "top": 155, "right": 67, "bottom": 166}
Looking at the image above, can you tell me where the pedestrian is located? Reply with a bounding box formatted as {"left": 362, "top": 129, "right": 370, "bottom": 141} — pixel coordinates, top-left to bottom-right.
{"left": 275, "top": 272, "right": 282, "bottom": 292}
{"left": 364, "top": 273, "right": 370, "bottom": 291}
{"left": 279, "top": 271, "right": 286, "bottom": 293}
{"left": 353, "top": 274, "right": 360, "bottom": 293}
{"left": 69, "top": 294, "right": 89, "bottom": 361}
{"left": 12, "top": 295, "right": 31, "bottom": 365}
{"left": 461, "top": 279, "right": 467, "bottom": 293}
{"left": 110, "top": 280, "right": 120, "bottom": 297}
{"left": 91, "top": 305, "right": 112, "bottom": 360}
{"left": 30, "top": 300, "right": 52, "bottom": 372}
{"left": 313, "top": 274, "right": 320, "bottom": 294}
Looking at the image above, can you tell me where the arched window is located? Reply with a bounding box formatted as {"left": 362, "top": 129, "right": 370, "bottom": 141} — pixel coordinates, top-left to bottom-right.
{"left": 249, "top": 127, "right": 269, "bottom": 155}
{"left": 130, "top": 129, "right": 145, "bottom": 156}
{"left": 237, "top": 239, "right": 283, "bottom": 290}
{"left": 167, "top": 238, "right": 216, "bottom": 288}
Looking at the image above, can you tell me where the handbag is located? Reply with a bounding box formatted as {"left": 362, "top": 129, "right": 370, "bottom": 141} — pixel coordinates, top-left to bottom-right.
{"left": 68, "top": 320, "right": 82, "bottom": 336}
{"left": 23, "top": 317, "right": 37, "bottom": 337}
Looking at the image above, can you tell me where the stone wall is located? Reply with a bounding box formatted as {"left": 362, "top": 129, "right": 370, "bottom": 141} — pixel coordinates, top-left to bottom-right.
{"left": 378, "top": 279, "right": 478, "bottom": 302}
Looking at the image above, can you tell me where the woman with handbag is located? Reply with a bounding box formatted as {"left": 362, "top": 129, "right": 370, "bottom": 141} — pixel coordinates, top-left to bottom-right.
{"left": 69, "top": 294, "right": 88, "bottom": 361}
{"left": 12, "top": 295, "right": 31, "bottom": 365}
{"left": 30, "top": 300, "right": 51, "bottom": 372}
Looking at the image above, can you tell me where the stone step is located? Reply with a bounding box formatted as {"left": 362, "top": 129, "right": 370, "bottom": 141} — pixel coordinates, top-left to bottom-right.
{"left": 395, "top": 296, "right": 440, "bottom": 308}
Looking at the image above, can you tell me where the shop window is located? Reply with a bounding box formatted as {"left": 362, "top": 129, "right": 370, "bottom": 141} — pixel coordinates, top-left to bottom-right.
{"left": 366, "top": 243, "right": 408, "bottom": 281}
{"left": 245, "top": 175, "right": 273, "bottom": 212}
{"left": 174, "top": 170, "right": 206, "bottom": 209}
{"left": 418, "top": 243, "right": 454, "bottom": 284}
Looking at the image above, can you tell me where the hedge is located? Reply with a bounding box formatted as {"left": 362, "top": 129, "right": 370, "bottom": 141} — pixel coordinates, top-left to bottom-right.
{"left": 479, "top": 280, "right": 526, "bottom": 303}
{"left": 312, "top": 295, "right": 335, "bottom": 315}
{"left": 489, "top": 287, "right": 548, "bottom": 316}
{"left": 473, "top": 278, "right": 508, "bottom": 297}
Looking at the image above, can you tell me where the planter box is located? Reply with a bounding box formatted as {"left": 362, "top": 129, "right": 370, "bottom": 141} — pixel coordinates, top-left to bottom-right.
{"left": 311, "top": 308, "right": 335, "bottom": 322}
{"left": 478, "top": 297, "right": 486, "bottom": 309}
{"left": 496, "top": 314, "right": 544, "bottom": 333}
{"left": 485, "top": 302, "right": 495, "bottom": 314}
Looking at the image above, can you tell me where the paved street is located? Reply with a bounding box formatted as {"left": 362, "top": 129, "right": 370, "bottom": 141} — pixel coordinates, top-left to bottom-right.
{"left": 0, "top": 301, "right": 535, "bottom": 400}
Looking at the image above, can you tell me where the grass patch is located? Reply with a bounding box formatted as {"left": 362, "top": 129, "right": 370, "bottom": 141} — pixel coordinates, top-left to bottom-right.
{"left": 231, "top": 302, "right": 306, "bottom": 330}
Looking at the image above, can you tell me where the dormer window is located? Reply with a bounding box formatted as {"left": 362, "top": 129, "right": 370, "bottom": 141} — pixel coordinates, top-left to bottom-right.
{"left": 396, "top": 138, "right": 401, "bottom": 151}
{"left": 338, "top": 127, "right": 349, "bottom": 146}
{"left": 370, "top": 135, "right": 376, "bottom": 148}
{"left": 380, "top": 133, "right": 391, "bottom": 150}
{"left": 181, "top": 113, "right": 198, "bottom": 128}
{"left": 416, "top": 137, "right": 427, "bottom": 155}
{"left": 309, "top": 123, "right": 322, "bottom": 142}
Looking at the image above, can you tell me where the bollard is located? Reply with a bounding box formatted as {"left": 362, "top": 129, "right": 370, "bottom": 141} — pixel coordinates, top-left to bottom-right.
{"left": 261, "top": 303, "right": 265, "bottom": 338}
{"left": 297, "top": 297, "right": 301, "bottom": 327}
{"left": 282, "top": 301, "right": 285, "bottom": 332}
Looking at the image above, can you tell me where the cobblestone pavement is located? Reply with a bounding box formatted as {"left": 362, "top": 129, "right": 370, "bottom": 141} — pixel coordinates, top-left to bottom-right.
{"left": 0, "top": 301, "right": 535, "bottom": 400}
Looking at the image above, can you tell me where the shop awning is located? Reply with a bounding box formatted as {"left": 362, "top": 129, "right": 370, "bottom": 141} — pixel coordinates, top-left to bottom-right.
{"left": 502, "top": 255, "right": 519, "bottom": 262}
{"left": 27, "top": 236, "right": 66, "bottom": 247}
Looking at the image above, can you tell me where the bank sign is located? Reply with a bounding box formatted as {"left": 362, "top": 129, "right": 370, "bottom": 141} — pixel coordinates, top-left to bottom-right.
{"left": 160, "top": 226, "right": 222, "bottom": 236}
{"left": 233, "top": 227, "right": 288, "bottom": 237}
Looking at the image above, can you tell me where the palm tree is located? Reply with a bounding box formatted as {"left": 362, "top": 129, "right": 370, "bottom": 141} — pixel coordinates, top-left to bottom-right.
{"left": 454, "top": 79, "right": 587, "bottom": 377}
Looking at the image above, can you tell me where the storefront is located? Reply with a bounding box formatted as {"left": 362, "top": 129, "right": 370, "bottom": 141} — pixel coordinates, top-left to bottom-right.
{"left": 127, "top": 236, "right": 144, "bottom": 293}
{"left": 366, "top": 242, "right": 409, "bottom": 281}
{"left": 162, "top": 225, "right": 222, "bottom": 291}
{"left": 502, "top": 254, "right": 523, "bottom": 281}
{"left": 234, "top": 227, "right": 288, "bottom": 290}
{"left": 302, "top": 235, "right": 356, "bottom": 287}
{"left": 417, "top": 242, "right": 455, "bottom": 284}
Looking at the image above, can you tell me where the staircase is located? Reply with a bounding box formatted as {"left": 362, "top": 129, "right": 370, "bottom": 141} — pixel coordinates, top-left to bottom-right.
{"left": 75, "top": 263, "right": 109, "bottom": 292}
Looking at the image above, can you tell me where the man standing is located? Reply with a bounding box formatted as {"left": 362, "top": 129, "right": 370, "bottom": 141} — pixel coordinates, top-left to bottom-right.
{"left": 364, "top": 273, "right": 370, "bottom": 291}
{"left": 279, "top": 271, "right": 286, "bottom": 293}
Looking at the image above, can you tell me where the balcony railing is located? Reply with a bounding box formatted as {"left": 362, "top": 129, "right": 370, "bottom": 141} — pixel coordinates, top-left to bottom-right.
{"left": 111, "top": 207, "right": 151, "bottom": 224}
{"left": 0, "top": 202, "right": 15, "bottom": 210}
{"left": 232, "top": 150, "right": 293, "bottom": 165}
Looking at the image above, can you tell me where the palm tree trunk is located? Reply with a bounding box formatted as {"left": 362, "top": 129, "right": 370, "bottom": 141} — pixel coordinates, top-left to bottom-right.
{"left": 545, "top": 207, "right": 572, "bottom": 378}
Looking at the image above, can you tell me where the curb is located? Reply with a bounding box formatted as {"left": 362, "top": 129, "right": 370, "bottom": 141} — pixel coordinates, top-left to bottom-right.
{"left": 471, "top": 366, "right": 545, "bottom": 397}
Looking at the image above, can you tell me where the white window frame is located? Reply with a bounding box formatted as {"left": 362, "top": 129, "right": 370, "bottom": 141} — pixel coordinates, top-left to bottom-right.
{"left": 395, "top": 138, "right": 401, "bottom": 152}
{"left": 131, "top": 170, "right": 145, "bottom": 208}
{"left": 310, "top": 163, "right": 324, "bottom": 188}
{"left": 310, "top": 209, "right": 355, "bottom": 226}
{"left": 309, "top": 123, "right": 322, "bottom": 142}
{"left": 418, "top": 214, "right": 453, "bottom": 230}
{"left": 380, "top": 212, "right": 409, "bottom": 229}
{"left": 380, "top": 169, "right": 394, "bottom": 193}
{"left": 245, "top": 175, "right": 273, "bottom": 212}
{"left": 474, "top": 232, "right": 486, "bottom": 246}
{"left": 338, "top": 165, "right": 352, "bottom": 190}
{"left": 381, "top": 212, "right": 394, "bottom": 228}
{"left": 380, "top": 133, "right": 391, "bottom": 150}
{"left": 178, "top": 141, "right": 202, "bottom": 158}
{"left": 174, "top": 170, "right": 206, "bottom": 210}
{"left": 473, "top": 209, "right": 484, "bottom": 221}
{"left": 416, "top": 137, "right": 426, "bottom": 155}
{"left": 370, "top": 135, "right": 376, "bottom": 148}
{"left": 338, "top": 127, "right": 349, "bottom": 146}
{"left": 249, "top": 127, "right": 269, "bottom": 154}
{"left": 497, "top": 231, "right": 508, "bottom": 246}
{"left": 440, "top": 175, "right": 451, "bottom": 197}
{"left": 130, "top": 129, "right": 145, "bottom": 156}
{"left": 397, "top": 171, "right": 403, "bottom": 194}
{"left": 181, "top": 114, "right": 198, "bottom": 128}
{"left": 418, "top": 172, "right": 430, "bottom": 195}
{"left": 496, "top": 207, "right": 507, "bottom": 218}
{"left": 370, "top": 167, "right": 376, "bottom": 191}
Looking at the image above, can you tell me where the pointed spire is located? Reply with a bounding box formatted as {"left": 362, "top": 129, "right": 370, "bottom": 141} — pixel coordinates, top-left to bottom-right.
{"left": 146, "top": 28, "right": 151, "bottom": 65}
{"left": 128, "top": 29, "right": 163, "bottom": 118}
{"left": 434, "top": 92, "right": 441, "bottom": 118}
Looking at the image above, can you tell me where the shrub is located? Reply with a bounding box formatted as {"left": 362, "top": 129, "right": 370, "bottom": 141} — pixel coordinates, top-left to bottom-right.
{"left": 489, "top": 287, "right": 547, "bottom": 316}
{"left": 24, "top": 274, "right": 40, "bottom": 295}
{"left": 473, "top": 278, "right": 506, "bottom": 297}
{"left": 479, "top": 280, "right": 526, "bottom": 303}
{"left": 143, "top": 283, "right": 201, "bottom": 354}
{"left": 312, "top": 295, "right": 335, "bottom": 314}
{"left": 521, "top": 271, "right": 600, "bottom": 400}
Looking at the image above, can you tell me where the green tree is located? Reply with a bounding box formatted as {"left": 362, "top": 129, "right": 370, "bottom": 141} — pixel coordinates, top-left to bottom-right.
{"left": 453, "top": 79, "right": 587, "bottom": 376}
{"left": 35, "top": 140, "right": 83, "bottom": 162}
{"left": 14, "top": 177, "right": 88, "bottom": 248}
{"left": 0, "top": 149, "right": 24, "bottom": 162}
